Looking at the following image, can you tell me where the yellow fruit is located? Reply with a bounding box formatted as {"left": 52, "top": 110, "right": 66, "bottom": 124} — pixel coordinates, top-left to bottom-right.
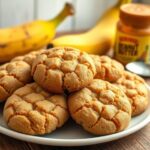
{"left": 0, "top": 3, "right": 74, "bottom": 63}
{"left": 51, "top": 0, "right": 132, "bottom": 55}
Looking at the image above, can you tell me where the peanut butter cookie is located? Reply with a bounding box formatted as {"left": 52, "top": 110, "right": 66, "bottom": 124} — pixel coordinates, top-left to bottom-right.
{"left": 3, "top": 83, "right": 69, "bottom": 135}
{"left": 0, "top": 50, "right": 46, "bottom": 102}
{"left": 32, "top": 47, "right": 96, "bottom": 93}
{"left": 68, "top": 79, "right": 131, "bottom": 135}
{"left": 0, "top": 61, "right": 31, "bottom": 102}
{"left": 11, "top": 49, "right": 46, "bottom": 66}
{"left": 91, "top": 55, "right": 124, "bottom": 82}
{"left": 115, "top": 71, "right": 148, "bottom": 116}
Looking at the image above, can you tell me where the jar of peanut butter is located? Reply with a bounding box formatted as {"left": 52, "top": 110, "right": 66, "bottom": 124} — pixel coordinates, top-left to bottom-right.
{"left": 114, "top": 3, "right": 150, "bottom": 65}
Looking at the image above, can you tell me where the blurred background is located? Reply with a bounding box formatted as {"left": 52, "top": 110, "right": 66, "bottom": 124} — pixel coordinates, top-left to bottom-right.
{"left": 0, "top": 0, "right": 149, "bottom": 32}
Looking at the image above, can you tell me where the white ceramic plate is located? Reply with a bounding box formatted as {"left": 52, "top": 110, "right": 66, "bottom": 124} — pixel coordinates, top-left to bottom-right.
{"left": 0, "top": 86, "right": 150, "bottom": 147}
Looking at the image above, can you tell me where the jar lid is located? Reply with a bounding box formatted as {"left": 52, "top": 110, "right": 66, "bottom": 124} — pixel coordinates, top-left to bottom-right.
{"left": 120, "top": 3, "right": 150, "bottom": 28}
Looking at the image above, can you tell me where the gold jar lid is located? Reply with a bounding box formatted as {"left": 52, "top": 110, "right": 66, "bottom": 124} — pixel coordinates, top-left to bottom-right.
{"left": 120, "top": 3, "right": 150, "bottom": 28}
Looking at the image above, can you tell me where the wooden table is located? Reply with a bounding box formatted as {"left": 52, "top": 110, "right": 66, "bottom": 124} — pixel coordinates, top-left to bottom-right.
{"left": 0, "top": 79, "right": 150, "bottom": 150}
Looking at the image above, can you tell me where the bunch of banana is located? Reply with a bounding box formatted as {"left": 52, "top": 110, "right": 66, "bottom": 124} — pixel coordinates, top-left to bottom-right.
{"left": 0, "top": 3, "right": 74, "bottom": 63}
{"left": 51, "top": 0, "right": 132, "bottom": 55}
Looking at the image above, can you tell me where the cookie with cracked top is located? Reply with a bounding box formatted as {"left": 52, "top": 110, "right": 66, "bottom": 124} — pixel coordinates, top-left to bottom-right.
{"left": 0, "top": 61, "right": 31, "bottom": 102}
{"left": 115, "top": 71, "right": 148, "bottom": 116}
{"left": 0, "top": 50, "right": 46, "bottom": 102}
{"left": 91, "top": 55, "right": 124, "bottom": 82}
{"left": 3, "top": 82, "right": 69, "bottom": 135}
{"left": 68, "top": 79, "right": 131, "bottom": 135}
{"left": 11, "top": 49, "right": 46, "bottom": 66}
{"left": 32, "top": 47, "right": 96, "bottom": 93}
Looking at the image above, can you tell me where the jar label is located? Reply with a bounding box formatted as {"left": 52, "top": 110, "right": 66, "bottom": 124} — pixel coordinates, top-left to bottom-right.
{"left": 114, "top": 30, "right": 150, "bottom": 64}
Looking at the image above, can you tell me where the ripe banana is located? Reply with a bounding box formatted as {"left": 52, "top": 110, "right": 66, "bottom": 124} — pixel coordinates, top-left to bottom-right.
{"left": 51, "top": 0, "right": 132, "bottom": 55}
{"left": 0, "top": 3, "right": 74, "bottom": 63}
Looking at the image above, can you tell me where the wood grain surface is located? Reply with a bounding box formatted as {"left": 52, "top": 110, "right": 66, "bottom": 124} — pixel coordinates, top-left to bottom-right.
{"left": 0, "top": 123, "right": 150, "bottom": 150}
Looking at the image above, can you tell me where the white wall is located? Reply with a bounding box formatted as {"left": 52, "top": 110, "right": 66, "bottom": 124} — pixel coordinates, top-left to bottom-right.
{"left": 0, "top": 0, "right": 149, "bottom": 31}
{"left": 0, "top": 0, "right": 118, "bottom": 31}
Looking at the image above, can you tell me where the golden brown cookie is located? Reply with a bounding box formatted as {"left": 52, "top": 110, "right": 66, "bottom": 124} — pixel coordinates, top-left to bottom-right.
{"left": 115, "top": 71, "right": 148, "bottom": 116}
{"left": 3, "top": 83, "right": 69, "bottom": 135}
{"left": 32, "top": 47, "right": 96, "bottom": 93}
{"left": 68, "top": 79, "right": 131, "bottom": 135}
{"left": 91, "top": 55, "right": 124, "bottom": 82}
{"left": 0, "top": 61, "right": 31, "bottom": 102}
{"left": 11, "top": 49, "right": 46, "bottom": 66}
{"left": 0, "top": 50, "right": 46, "bottom": 102}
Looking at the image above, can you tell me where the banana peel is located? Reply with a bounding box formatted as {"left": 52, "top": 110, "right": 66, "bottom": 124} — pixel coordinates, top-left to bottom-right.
{"left": 0, "top": 3, "right": 74, "bottom": 63}
{"left": 50, "top": 0, "right": 132, "bottom": 55}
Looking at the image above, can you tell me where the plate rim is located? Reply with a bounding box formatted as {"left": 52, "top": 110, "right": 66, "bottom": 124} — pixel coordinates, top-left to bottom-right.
{"left": 0, "top": 110, "right": 150, "bottom": 146}
{"left": 0, "top": 85, "right": 150, "bottom": 146}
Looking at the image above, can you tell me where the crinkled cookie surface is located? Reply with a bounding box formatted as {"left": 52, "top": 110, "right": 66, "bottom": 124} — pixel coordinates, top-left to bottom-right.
{"left": 32, "top": 47, "right": 96, "bottom": 93}
{"left": 3, "top": 83, "right": 69, "bottom": 135}
{"left": 0, "top": 50, "right": 46, "bottom": 102}
{"left": 11, "top": 49, "right": 46, "bottom": 66}
{"left": 68, "top": 79, "right": 131, "bottom": 135}
{"left": 115, "top": 71, "right": 148, "bottom": 116}
{"left": 91, "top": 55, "right": 124, "bottom": 82}
{"left": 0, "top": 61, "right": 31, "bottom": 101}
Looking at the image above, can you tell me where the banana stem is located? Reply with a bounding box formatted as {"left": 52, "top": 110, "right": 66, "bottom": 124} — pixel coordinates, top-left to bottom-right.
{"left": 116, "top": 0, "right": 132, "bottom": 6}
{"left": 87, "top": 0, "right": 132, "bottom": 33}
{"left": 49, "top": 3, "right": 74, "bottom": 27}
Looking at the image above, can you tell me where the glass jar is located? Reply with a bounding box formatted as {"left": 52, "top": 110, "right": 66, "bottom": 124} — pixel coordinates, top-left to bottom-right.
{"left": 114, "top": 3, "right": 150, "bottom": 65}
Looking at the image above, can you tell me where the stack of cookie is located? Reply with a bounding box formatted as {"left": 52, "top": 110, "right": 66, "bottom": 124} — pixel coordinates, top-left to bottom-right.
{"left": 1, "top": 47, "right": 148, "bottom": 136}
